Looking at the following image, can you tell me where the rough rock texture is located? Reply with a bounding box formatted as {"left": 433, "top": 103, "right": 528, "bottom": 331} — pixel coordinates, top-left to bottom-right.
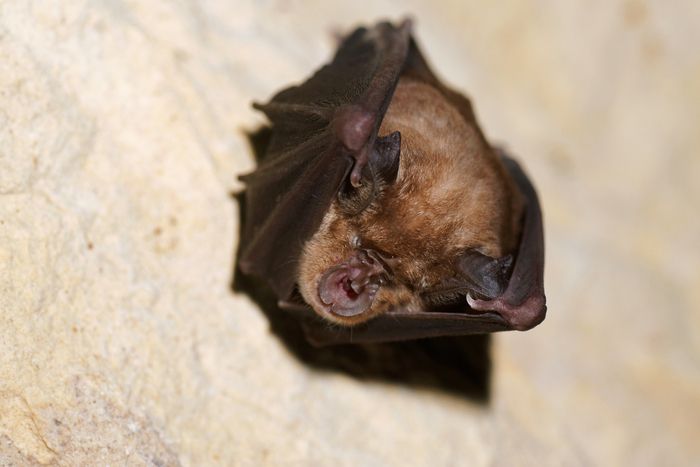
{"left": 1, "top": 1, "right": 699, "bottom": 466}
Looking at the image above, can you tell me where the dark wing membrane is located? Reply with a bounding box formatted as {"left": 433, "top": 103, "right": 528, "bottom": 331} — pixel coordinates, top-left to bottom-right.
{"left": 303, "top": 312, "right": 512, "bottom": 346}
{"left": 466, "top": 153, "right": 547, "bottom": 330}
{"left": 240, "top": 22, "right": 411, "bottom": 299}
{"left": 279, "top": 300, "right": 510, "bottom": 346}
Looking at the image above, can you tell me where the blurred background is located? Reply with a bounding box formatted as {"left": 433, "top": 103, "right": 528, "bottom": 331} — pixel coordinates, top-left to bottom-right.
{"left": 1, "top": 1, "right": 698, "bottom": 465}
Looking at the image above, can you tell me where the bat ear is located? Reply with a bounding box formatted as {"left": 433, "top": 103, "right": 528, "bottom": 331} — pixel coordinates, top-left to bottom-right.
{"left": 369, "top": 131, "right": 401, "bottom": 184}
{"left": 337, "top": 131, "right": 401, "bottom": 214}
{"left": 456, "top": 250, "right": 513, "bottom": 300}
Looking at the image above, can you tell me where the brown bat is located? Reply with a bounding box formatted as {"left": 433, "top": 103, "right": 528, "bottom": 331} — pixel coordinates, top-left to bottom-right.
{"left": 239, "top": 20, "right": 546, "bottom": 346}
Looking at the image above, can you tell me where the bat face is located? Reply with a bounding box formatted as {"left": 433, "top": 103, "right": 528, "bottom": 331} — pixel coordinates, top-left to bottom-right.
{"left": 298, "top": 79, "right": 523, "bottom": 326}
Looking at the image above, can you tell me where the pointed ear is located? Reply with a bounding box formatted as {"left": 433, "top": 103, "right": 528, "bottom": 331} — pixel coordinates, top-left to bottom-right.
{"left": 456, "top": 250, "right": 513, "bottom": 300}
{"left": 369, "top": 131, "right": 401, "bottom": 183}
{"left": 337, "top": 131, "right": 401, "bottom": 214}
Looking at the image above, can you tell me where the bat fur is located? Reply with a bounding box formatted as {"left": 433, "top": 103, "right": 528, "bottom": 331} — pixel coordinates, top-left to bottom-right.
{"left": 298, "top": 78, "right": 524, "bottom": 326}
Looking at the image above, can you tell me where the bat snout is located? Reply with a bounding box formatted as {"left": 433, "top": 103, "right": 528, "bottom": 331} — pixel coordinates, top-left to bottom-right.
{"left": 318, "top": 250, "right": 387, "bottom": 318}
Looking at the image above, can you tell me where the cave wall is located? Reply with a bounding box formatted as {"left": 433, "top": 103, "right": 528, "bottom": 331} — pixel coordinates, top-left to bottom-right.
{"left": 1, "top": 1, "right": 699, "bottom": 465}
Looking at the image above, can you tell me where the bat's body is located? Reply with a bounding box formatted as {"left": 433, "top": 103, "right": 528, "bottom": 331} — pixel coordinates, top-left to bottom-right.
{"left": 299, "top": 78, "right": 524, "bottom": 325}
{"left": 240, "top": 21, "right": 546, "bottom": 344}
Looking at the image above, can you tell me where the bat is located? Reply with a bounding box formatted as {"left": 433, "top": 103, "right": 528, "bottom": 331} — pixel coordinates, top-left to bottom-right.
{"left": 239, "top": 20, "right": 546, "bottom": 346}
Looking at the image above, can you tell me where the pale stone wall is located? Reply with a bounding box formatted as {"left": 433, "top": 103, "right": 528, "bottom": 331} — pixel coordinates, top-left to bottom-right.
{"left": 1, "top": 1, "right": 698, "bottom": 465}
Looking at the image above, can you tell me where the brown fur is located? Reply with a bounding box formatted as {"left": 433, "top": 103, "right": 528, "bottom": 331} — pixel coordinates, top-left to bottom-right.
{"left": 298, "top": 78, "right": 524, "bottom": 325}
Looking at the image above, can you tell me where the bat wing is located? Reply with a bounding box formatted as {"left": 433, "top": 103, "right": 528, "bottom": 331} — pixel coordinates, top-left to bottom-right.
{"left": 465, "top": 151, "right": 547, "bottom": 331}
{"left": 240, "top": 21, "right": 413, "bottom": 299}
{"left": 280, "top": 299, "right": 510, "bottom": 345}
{"left": 279, "top": 152, "right": 546, "bottom": 346}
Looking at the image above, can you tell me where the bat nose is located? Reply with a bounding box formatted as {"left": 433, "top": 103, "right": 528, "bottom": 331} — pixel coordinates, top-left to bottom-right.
{"left": 317, "top": 249, "right": 386, "bottom": 318}
{"left": 318, "top": 266, "right": 378, "bottom": 317}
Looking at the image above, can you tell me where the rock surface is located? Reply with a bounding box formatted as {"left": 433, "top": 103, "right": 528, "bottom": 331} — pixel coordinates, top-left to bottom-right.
{"left": 1, "top": 1, "right": 698, "bottom": 465}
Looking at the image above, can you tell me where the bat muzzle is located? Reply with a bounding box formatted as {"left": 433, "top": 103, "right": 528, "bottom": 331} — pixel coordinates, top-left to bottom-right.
{"left": 318, "top": 249, "right": 388, "bottom": 318}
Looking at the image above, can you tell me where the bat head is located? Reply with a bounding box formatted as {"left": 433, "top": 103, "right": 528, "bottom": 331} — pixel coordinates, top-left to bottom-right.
{"left": 297, "top": 79, "right": 524, "bottom": 327}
